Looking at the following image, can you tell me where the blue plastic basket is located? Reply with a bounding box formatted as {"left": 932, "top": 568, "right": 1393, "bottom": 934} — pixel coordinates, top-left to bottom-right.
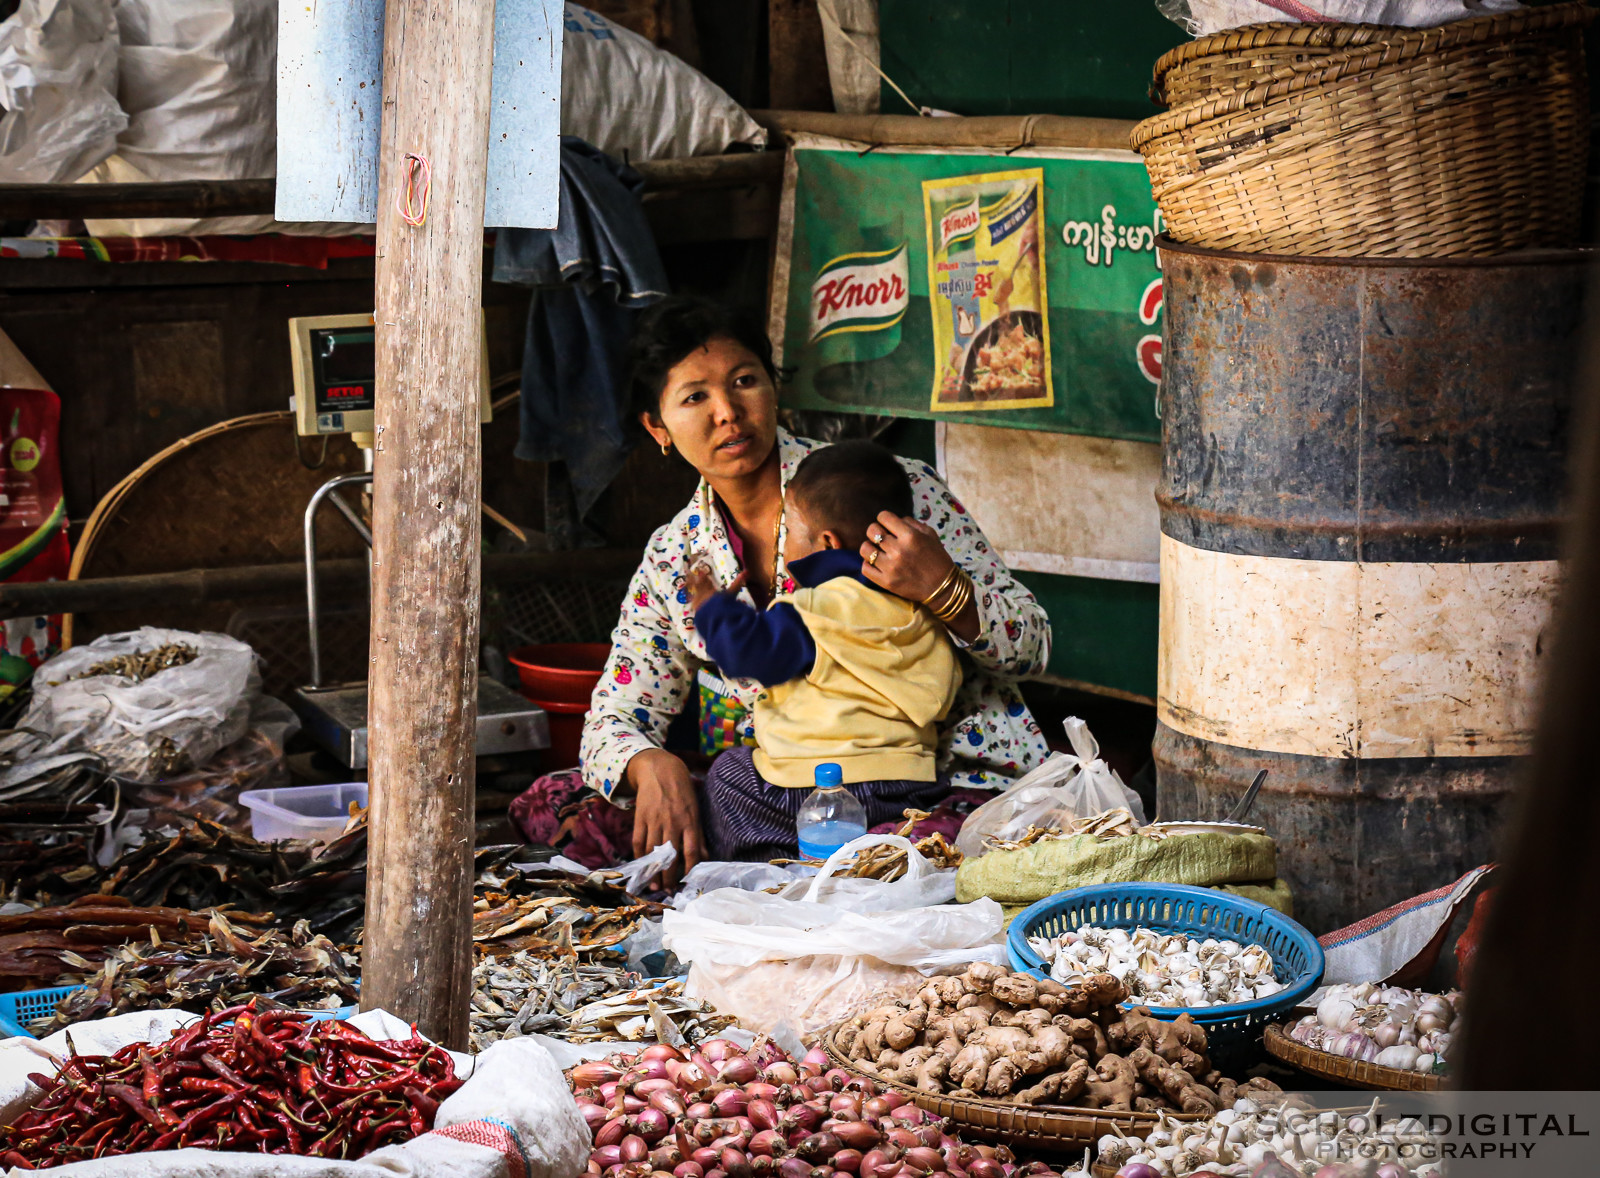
{"left": 0, "top": 987, "right": 358, "bottom": 1040}
{"left": 1006, "top": 883, "right": 1324, "bottom": 1042}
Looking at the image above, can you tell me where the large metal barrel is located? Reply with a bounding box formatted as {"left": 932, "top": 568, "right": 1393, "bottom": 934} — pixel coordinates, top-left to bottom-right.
{"left": 1154, "top": 239, "right": 1590, "bottom": 933}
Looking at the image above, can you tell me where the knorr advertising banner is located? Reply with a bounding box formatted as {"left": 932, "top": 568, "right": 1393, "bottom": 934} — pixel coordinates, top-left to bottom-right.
{"left": 773, "top": 141, "right": 1163, "bottom": 441}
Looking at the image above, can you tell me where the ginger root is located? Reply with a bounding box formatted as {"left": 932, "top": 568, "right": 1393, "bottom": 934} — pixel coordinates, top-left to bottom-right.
{"left": 962, "top": 962, "right": 1008, "bottom": 993}
{"left": 1078, "top": 1053, "right": 1137, "bottom": 1112}
{"left": 884, "top": 1007, "right": 927, "bottom": 1051}
{"left": 1108, "top": 1008, "right": 1210, "bottom": 1078}
{"left": 1014, "top": 1058, "right": 1090, "bottom": 1106}
{"left": 990, "top": 973, "right": 1038, "bottom": 1007}
{"left": 1126, "top": 1045, "right": 1222, "bottom": 1116}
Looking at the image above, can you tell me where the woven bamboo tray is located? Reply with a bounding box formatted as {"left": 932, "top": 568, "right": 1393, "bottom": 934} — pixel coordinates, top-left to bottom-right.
{"left": 1131, "top": 3, "right": 1593, "bottom": 258}
{"left": 820, "top": 1025, "right": 1205, "bottom": 1152}
{"left": 1263, "top": 1022, "right": 1443, "bottom": 1092}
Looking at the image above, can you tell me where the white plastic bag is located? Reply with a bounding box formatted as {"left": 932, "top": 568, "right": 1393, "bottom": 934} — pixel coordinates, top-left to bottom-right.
{"left": 662, "top": 834, "right": 1004, "bottom": 1033}
{"left": 1157, "top": 0, "right": 1521, "bottom": 37}
{"left": 0, "top": 0, "right": 126, "bottom": 183}
{"left": 25, "top": 627, "right": 258, "bottom": 783}
{"left": 954, "top": 717, "right": 1146, "bottom": 858}
{"left": 672, "top": 859, "right": 817, "bottom": 908}
{"left": 562, "top": 4, "right": 766, "bottom": 162}
{"left": 0, "top": 1007, "right": 589, "bottom": 1178}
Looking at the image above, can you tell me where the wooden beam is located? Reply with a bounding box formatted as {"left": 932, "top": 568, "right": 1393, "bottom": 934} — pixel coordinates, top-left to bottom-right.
{"left": 0, "top": 154, "right": 779, "bottom": 221}
{"left": 0, "top": 549, "right": 641, "bottom": 617}
{"left": 363, "top": 0, "right": 496, "bottom": 1050}
{"left": 749, "top": 110, "right": 1140, "bottom": 151}
{"left": 0, "top": 179, "right": 276, "bottom": 221}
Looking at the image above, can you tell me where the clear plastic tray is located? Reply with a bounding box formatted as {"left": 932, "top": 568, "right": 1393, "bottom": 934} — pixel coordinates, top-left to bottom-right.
{"left": 239, "top": 782, "right": 368, "bottom": 843}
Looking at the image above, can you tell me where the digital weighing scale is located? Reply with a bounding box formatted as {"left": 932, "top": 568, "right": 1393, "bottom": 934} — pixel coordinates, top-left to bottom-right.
{"left": 287, "top": 313, "right": 548, "bottom": 769}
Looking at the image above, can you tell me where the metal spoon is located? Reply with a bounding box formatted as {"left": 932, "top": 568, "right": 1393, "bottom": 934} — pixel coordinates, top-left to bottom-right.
{"left": 1226, "top": 769, "right": 1268, "bottom": 823}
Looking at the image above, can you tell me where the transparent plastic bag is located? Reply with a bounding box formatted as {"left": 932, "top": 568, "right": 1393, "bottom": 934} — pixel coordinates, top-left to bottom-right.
{"left": 954, "top": 717, "right": 1145, "bottom": 858}
{"left": 661, "top": 835, "right": 1005, "bottom": 1033}
{"left": 127, "top": 696, "right": 300, "bottom": 831}
{"left": 25, "top": 628, "right": 258, "bottom": 783}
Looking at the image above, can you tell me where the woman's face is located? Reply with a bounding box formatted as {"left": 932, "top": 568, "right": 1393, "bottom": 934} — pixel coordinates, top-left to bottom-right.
{"left": 641, "top": 335, "right": 778, "bottom": 483}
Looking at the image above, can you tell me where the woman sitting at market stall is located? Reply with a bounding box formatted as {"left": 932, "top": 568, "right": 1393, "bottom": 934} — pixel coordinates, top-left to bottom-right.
{"left": 573, "top": 296, "right": 1051, "bottom": 879}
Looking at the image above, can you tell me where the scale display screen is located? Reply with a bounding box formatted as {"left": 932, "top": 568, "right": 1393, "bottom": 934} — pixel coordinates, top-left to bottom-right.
{"left": 311, "top": 327, "right": 376, "bottom": 412}
{"left": 289, "top": 312, "right": 490, "bottom": 439}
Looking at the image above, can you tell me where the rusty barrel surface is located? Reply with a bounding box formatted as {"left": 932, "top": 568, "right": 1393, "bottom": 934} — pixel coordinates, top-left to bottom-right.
{"left": 1154, "top": 239, "right": 1590, "bottom": 933}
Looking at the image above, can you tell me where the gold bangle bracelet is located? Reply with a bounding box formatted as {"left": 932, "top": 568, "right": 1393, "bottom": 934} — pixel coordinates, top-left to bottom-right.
{"left": 922, "top": 565, "right": 961, "bottom": 609}
{"left": 925, "top": 574, "right": 964, "bottom": 618}
{"left": 932, "top": 571, "right": 972, "bottom": 622}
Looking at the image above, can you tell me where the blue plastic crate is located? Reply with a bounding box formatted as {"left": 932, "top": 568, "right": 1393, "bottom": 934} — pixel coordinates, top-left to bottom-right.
{"left": 1006, "top": 883, "right": 1324, "bottom": 1044}
{"left": 0, "top": 987, "right": 358, "bottom": 1040}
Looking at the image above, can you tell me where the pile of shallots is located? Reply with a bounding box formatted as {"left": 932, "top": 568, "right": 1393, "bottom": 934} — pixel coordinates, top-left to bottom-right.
{"left": 568, "top": 1039, "right": 1059, "bottom": 1178}
{"left": 1286, "top": 984, "right": 1459, "bottom": 1075}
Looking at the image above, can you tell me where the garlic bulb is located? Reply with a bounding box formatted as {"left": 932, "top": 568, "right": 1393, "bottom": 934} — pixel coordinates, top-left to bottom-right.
{"left": 1302, "top": 983, "right": 1458, "bottom": 1074}
{"left": 1027, "top": 924, "right": 1282, "bottom": 1007}
{"left": 1375, "top": 1045, "right": 1420, "bottom": 1071}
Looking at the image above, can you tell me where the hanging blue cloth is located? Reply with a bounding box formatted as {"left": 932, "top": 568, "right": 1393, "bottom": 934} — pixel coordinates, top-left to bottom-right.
{"left": 492, "top": 137, "right": 669, "bottom": 532}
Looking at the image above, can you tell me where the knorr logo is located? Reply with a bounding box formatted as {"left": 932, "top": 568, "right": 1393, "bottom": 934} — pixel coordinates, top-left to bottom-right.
{"left": 810, "top": 244, "right": 909, "bottom": 341}
{"left": 938, "top": 199, "right": 981, "bottom": 251}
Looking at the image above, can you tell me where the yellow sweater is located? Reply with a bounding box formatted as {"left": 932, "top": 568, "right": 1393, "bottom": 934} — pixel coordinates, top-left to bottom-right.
{"left": 751, "top": 578, "right": 962, "bottom": 787}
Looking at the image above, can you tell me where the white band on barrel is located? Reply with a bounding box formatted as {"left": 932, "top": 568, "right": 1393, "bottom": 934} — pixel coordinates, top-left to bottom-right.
{"left": 1157, "top": 534, "right": 1559, "bottom": 760}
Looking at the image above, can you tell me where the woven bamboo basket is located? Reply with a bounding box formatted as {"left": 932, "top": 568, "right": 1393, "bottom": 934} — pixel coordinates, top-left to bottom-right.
{"left": 820, "top": 1025, "right": 1205, "bottom": 1152}
{"left": 1131, "top": 3, "right": 1593, "bottom": 258}
{"left": 1151, "top": 20, "right": 1396, "bottom": 107}
{"left": 1263, "top": 1022, "right": 1444, "bottom": 1092}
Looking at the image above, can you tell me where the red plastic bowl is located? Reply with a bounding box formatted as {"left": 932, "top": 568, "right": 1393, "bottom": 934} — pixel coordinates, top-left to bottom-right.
{"left": 507, "top": 643, "right": 609, "bottom": 705}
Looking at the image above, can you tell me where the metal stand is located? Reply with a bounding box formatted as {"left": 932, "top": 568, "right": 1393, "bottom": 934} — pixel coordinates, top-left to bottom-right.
{"left": 292, "top": 472, "right": 548, "bottom": 768}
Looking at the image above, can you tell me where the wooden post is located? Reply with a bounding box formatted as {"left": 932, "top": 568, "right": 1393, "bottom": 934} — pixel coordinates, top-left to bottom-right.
{"left": 363, "top": 0, "right": 496, "bottom": 1048}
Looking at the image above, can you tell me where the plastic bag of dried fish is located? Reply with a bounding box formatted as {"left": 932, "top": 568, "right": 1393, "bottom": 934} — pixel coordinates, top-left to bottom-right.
{"left": 25, "top": 627, "right": 261, "bottom": 781}
{"left": 954, "top": 717, "right": 1145, "bottom": 857}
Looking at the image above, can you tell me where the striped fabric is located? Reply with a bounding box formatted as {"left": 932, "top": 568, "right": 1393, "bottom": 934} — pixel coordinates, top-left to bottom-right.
{"left": 701, "top": 747, "right": 948, "bottom": 861}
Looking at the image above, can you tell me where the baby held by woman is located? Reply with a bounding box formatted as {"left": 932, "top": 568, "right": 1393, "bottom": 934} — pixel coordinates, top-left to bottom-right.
{"left": 686, "top": 440, "right": 962, "bottom": 860}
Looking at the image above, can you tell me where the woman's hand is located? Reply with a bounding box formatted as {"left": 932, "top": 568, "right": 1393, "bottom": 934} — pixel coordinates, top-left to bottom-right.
{"left": 626, "top": 748, "right": 704, "bottom": 886}
{"left": 861, "top": 512, "right": 981, "bottom": 642}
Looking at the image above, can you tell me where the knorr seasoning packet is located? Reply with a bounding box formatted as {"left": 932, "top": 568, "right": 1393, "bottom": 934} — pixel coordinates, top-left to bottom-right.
{"left": 923, "top": 167, "right": 1052, "bottom": 411}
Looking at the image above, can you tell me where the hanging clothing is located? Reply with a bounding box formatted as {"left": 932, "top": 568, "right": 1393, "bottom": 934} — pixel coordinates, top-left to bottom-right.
{"left": 493, "top": 136, "right": 669, "bottom": 536}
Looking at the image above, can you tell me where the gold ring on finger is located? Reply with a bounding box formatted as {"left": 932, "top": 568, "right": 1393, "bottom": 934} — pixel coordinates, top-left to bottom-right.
{"left": 867, "top": 550, "right": 879, "bottom": 567}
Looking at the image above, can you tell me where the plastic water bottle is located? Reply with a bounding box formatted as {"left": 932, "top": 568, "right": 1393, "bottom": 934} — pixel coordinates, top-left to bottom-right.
{"left": 796, "top": 763, "right": 868, "bottom": 861}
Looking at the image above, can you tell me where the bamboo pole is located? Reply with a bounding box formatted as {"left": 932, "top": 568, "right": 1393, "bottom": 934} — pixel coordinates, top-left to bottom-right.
{"left": 363, "top": 0, "right": 496, "bottom": 1048}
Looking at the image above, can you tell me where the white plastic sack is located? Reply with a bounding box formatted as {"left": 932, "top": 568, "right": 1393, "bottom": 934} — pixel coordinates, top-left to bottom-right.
{"left": 662, "top": 834, "right": 1005, "bottom": 1033}
{"left": 0, "top": 1007, "right": 589, "bottom": 1178}
{"left": 954, "top": 717, "right": 1146, "bottom": 858}
{"left": 81, "top": 0, "right": 368, "bottom": 239}
{"left": 817, "top": 0, "right": 880, "bottom": 115}
{"left": 1158, "top": 0, "right": 1521, "bottom": 37}
{"left": 0, "top": 0, "right": 125, "bottom": 183}
{"left": 562, "top": 4, "right": 766, "bottom": 162}
{"left": 25, "top": 627, "right": 258, "bottom": 782}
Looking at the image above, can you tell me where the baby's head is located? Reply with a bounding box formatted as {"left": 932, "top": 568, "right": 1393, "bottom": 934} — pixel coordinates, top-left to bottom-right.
{"left": 784, "top": 440, "right": 913, "bottom": 564}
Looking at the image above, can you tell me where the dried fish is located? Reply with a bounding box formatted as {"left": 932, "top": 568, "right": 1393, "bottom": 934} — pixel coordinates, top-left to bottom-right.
{"left": 61, "top": 643, "right": 198, "bottom": 685}
{"left": 38, "top": 909, "right": 359, "bottom": 1033}
{"left": 467, "top": 953, "right": 733, "bottom": 1052}
{"left": 985, "top": 806, "right": 1155, "bottom": 851}
{"left": 471, "top": 846, "right": 664, "bottom": 960}
{"left": 768, "top": 810, "right": 963, "bottom": 882}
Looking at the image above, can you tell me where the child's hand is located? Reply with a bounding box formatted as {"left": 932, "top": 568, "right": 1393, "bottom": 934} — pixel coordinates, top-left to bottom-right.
{"left": 686, "top": 566, "right": 745, "bottom": 612}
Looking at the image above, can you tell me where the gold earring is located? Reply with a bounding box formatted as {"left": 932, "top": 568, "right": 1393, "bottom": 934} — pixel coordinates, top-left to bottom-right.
{"left": 660, "top": 441, "right": 671, "bottom": 456}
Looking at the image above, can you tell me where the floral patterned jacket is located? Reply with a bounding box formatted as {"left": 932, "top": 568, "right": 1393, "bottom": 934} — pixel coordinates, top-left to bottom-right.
{"left": 580, "top": 429, "right": 1052, "bottom": 799}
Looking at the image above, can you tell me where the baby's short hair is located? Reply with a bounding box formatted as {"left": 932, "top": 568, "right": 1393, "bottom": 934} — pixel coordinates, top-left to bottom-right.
{"left": 787, "top": 440, "right": 914, "bottom": 550}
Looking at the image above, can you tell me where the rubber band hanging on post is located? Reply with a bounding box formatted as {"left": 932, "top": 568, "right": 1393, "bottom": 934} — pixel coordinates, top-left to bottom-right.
{"left": 397, "top": 152, "right": 432, "bottom": 227}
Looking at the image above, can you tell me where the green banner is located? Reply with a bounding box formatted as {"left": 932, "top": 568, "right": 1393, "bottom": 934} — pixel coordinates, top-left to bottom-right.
{"left": 776, "top": 145, "right": 1164, "bottom": 442}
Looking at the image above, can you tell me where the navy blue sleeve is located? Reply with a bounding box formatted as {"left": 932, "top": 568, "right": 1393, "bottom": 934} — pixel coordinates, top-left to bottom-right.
{"left": 695, "top": 594, "right": 816, "bottom": 687}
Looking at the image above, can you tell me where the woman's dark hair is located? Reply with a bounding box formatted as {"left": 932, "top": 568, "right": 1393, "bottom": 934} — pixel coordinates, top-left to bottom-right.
{"left": 626, "top": 295, "right": 777, "bottom": 421}
{"left": 787, "top": 440, "right": 914, "bottom": 551}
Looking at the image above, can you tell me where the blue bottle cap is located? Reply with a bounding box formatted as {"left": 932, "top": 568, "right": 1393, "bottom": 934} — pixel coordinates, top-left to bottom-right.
{"left": 814, "top": 762, "right": 842, "bottom": 787}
